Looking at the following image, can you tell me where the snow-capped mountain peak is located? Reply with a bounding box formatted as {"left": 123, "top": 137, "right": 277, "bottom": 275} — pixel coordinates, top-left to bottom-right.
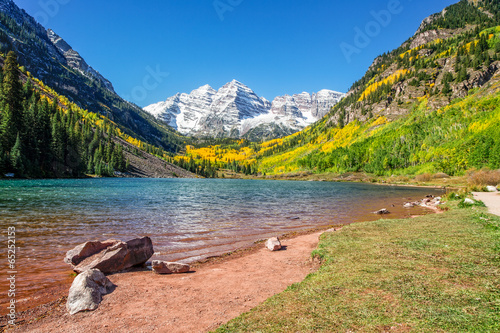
{"left": 144, "top": 81, "right": 345, "bottom": 140}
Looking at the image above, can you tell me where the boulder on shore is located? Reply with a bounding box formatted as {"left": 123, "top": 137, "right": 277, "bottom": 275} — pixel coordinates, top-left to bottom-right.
{"left": 266, "top": 237, "right": 282, "bottom": 251}
{"left": 374, "top": 208, "right": 390, "bottom": 215}
{"left": 486, "top": 186, "right": 498, "bottom": 192}
{"left": 65, "top": 237, "right": 154, "bottom": 274}
{"left": 64, "top": 240, "right": 118, "bottom": 267}
{"left": 66, "top": 269, "right": 115, "bottom": 315}
{"left": 152, "top": 260, "right": 190, "bottom": 274}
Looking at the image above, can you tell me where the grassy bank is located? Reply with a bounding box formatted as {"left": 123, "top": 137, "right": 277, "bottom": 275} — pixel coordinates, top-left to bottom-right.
{"left": 215, "top": 202, "right": 500, "bottom": 332}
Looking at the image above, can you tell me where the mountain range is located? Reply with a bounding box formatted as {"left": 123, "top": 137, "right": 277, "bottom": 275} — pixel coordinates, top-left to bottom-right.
{"left": 1, "top": 0, "right": 500, "bottom": 180}
{"left": 144, "top": 80, "right": 344, "bottom": 140}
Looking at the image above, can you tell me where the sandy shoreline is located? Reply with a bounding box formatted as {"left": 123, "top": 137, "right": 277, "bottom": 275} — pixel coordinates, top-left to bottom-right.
{"left": 3, "top": 230, "right": 326, "bottom": 333}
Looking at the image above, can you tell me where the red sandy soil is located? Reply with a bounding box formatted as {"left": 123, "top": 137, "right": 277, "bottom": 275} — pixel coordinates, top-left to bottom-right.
{"left": 3, "top": 231, "right": 325, "bottom": 333}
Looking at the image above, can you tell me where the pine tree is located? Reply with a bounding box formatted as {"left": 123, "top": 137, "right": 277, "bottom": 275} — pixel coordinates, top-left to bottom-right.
{"left": 0, "top": 151, "right": 8, "bottom": 173}
{"left": 10, "top": 132, "right": 24, "bottom": 175}
{"left": 51, "top": 113, "right": 65, "bottom": 162}
{"left": 485, "top": 54, "right": 491, "bottom": 67}
{"left": 0, "top": 104, "right": 15, "bottom": 152}
{"left": 86, "top": 158, "right": 94, "bottom": 175}
{"left": 457, "top": 67, "right": 469, "bottom": 82}
{"left": 442, "top": 81, "right": 452, "bottom": 95}
{"left": 1, "top": 51, "right": 23, "bottom": 150}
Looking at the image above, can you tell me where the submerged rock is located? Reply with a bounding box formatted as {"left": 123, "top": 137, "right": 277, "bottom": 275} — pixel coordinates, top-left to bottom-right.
{"left": 152, "top": 260, "right": 190, "bottom": 274}
{"left": 65, "top": 237, "right": 154, "bottom": 274}
{"left": 66, "top": 269, "right": 115, "bottom": 315}
{"left": 266, "top": 237, "right": 282, "bottom": 251}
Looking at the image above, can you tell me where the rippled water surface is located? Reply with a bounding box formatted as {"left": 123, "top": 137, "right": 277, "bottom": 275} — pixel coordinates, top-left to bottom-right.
{"left": 0, "top": 178, "right": 443, "bottom": 313}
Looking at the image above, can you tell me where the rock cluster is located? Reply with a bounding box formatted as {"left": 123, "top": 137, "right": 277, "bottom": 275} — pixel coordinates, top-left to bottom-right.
{"left": 404, "top": 195, "right": 443, "bottom": 209}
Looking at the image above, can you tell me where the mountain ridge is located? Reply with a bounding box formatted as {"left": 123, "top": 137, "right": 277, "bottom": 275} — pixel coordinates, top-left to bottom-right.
{"left": 0, "top": 0, "right": 184, "bottom": 152}
{"left": 144, "top": 80, "right": 344, "bottom": 140}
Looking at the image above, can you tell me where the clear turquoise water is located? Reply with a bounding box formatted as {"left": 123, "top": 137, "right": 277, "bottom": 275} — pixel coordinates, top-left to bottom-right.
{"left": 0, "top": 178, "right": 443, "bottom": 310}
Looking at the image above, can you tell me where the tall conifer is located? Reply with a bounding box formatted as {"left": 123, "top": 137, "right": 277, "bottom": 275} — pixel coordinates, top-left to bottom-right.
{"left": 0, "top": 51, "right": 23, "bottom": 151}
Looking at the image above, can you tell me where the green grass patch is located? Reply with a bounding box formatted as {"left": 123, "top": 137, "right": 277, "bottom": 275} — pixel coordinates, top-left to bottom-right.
{"left": 215, "top": 206, "right": 500, "bottom": 332}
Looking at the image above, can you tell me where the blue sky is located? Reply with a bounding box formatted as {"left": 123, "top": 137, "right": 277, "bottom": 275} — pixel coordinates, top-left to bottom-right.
{"left": 14, "top": 0, "right": 457, "bottom": 107}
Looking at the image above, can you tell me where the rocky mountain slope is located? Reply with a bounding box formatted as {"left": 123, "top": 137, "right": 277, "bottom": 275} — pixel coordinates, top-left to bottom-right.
{"left": 144, "top": 80, "right": 344, "bottom": 140}
{"left": 324, "top": 0, "right": 500, "bottom": 128}
{"left": 0, "top": 0, "right": 184, "bottom": 152}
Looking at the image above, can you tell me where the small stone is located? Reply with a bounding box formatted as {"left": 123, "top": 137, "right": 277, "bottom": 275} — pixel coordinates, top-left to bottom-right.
{"left": 66, "top": 269, "right": 115, "bottom": 315}
{"left": 403, "top": 203, "right": 414, "bottom": 208}
{"left": 374, "top": 208, "right": 390, "bottom": 215}
{"left": 486, "top": 186, "right": 498, "bottom": 192}
{"left": 152, "top": 260, "right": 190, "bottom": 274}
{"left": 464, "top": 198, "right": 475, "bottom": 205}
{"left": 265, "top": 237, "right": 282, "bottom": 251}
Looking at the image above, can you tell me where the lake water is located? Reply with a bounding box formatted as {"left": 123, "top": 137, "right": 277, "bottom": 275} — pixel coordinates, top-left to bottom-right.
{"left": 0, "top": 178, "right": 443, "bottom": 314}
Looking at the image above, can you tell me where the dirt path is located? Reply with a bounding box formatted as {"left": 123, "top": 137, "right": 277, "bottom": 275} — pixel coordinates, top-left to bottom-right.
{"left": 6, "top": 231, "right": 324, "bottom": 333}
{"left": 473, "top": 192, "right": 500, "bottom": 216}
